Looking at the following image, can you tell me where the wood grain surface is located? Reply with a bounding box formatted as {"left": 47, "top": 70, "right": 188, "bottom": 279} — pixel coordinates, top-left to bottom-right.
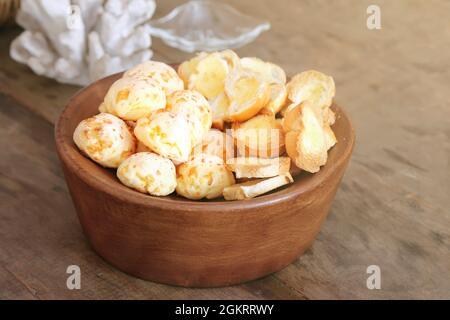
{"left": 0, "top": 0, "right": 449, "bottom": 299}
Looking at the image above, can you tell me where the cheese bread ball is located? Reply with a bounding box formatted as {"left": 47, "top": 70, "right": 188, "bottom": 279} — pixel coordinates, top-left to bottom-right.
{"left": 176, "top": 154, "right": 236, "bottom": 200}
{"left": 117, "top": 152, "right": 177, "bottom": 196}
{"left": 100, "top": 77, "right": 166, "bottom": 121}
{"left": 124, "top": 61, "right": 183, "bottom": 95}
{"left": 134, "top": 111, "right": 192, "bottom": 164}
{"left": 73, "top": 113, "right": 136, "bottom": 168}
{"left": 166, "top": 90, "right": 212, "bottom": 146}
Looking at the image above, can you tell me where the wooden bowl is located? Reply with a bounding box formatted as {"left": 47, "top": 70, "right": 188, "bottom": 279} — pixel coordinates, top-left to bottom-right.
{"left": 55, "top": 72, "right": 355, "bottom": 287}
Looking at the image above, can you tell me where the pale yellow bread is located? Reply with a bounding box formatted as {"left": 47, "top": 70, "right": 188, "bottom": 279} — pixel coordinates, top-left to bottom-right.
{"left": 223, "top": 173, "right": 293, "bottom": 200}
{"left": 323, "top": 107, "right": 336, "bottom": 126}
{"left": 260, "top": 83, "right": 288, "bottom": 115}
{"left": 117, "top": 152, "right": 177, "bottom": 196}
{"left": 225, "top": 71, "right": 270, "bottom": 122}
{"left": 286, "top": 70, "right": 335, "bottom": 109}
{"left": 187, "top": 50, "right": 239, "bottom": 100}
{"left": 240, "top": 57, "right": 286, "bottom": 84}
{"left": 166, "top": 90, "right": 212, "bottom": 146}
{"left": 209, "top": 92, "right": 230, "bottom": 130}
{"left": 284, "top": 103, "right": 328, "bottom": 173}
{"left": 73, "top": 113, "right": 136, "bottom": 168}
{"left": 176, "top": 154, "right": 236, "bottom": 200}
{"left": 134, "top": 111, "right": 192, "bottom": 164}
{"left": 232, "top": 114, "right": 285, "bottom": 158}
{"left": 124, "top": 61, "right": 183, "bottom": 95}
{"left": 226, "top": 157, "right": 291, "bottom": 179}
{"left": 100, "top": 77, "right": 166, "bottom": 121}
{"left": 323, "top": 124, "right": 337, "bottom": 150}
{"left": 282, "top": 102, "right": 304, "bottom": 132}
{"left": 191, "top": 129, "right": 235, "bottom": 161}
{"left": 177, "top": 52, "right": 208, "bottom": 86}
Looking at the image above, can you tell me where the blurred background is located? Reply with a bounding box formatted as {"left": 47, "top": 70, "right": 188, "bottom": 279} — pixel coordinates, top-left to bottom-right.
{"left": 0, "top": 0, "right": 449, "bottom": 299}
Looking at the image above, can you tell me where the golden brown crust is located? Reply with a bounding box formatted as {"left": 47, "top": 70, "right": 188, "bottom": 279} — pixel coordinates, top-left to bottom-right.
{"left": 286, "top": 70, "right": 335, "bottom": 109}
{"left": 232, "top": 114, "right": 285, "bottom": 158}
{"left": 225, "top": 71, "right": 270, "bottom": 122}
{"left": 226, "top": 157, "right": 291, "bottom": 179}
{"left": 223, "top": 173, "right": 294, "bottom": 200}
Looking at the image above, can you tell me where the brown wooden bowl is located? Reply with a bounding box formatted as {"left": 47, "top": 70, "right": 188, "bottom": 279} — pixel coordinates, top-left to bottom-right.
{"left": 55, "top": 72, "right": 355, "bottom": 287}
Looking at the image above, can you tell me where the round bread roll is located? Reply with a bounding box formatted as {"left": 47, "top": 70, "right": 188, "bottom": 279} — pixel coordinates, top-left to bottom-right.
{"left": 176, "top": 154, "right": 236, "bottom": 200}
{"left": 124, "top": 61, "right": 183, "bottom": 95}
{"left": 166, "top": 90, "right": 212, "bottom": 146}
{"left": 117, "top": 152, "right": 177, "bottom": 196}
{"left": 73, "top": 113, "right": 136, "bottom": 168}
{"left": 134, "top": 111, "right": 192, "bottom": 164}
{"left": 100, "top": 77, "right": 166, "bottom": 121}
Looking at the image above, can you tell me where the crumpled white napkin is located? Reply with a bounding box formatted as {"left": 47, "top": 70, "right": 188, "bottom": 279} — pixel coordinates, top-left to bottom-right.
{"left": 10, "top": 0, "right": 155, "bottom": 86}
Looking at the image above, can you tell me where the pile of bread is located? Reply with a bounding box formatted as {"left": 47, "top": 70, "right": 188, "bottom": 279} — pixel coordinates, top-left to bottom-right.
{"left": 73, "top": 50, "right": 337, "bottom": 201}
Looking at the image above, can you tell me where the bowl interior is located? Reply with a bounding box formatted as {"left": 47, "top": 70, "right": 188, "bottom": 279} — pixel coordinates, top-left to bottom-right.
{"left": 55, "top": 72, "right": 355, "bottom": 209}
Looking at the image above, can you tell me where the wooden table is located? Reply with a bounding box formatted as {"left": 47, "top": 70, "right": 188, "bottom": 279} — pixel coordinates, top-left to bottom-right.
{"left": 0, "top": 0, "right": 449, "bottom": 299}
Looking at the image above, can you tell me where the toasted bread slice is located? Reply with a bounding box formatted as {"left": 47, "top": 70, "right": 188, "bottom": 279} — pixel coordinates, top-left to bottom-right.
{"left": 187, "top": 51, "right": 239, "bottom": 100}
{"left": 323, "top": 107, "right": 336, "bottom": 126}
{"left": 284, "top": 104, "right": 328, "bottom": 173}
{"left": 225, "top": 71, "right": 270, "bottom": 122}
{"left": 323, "top": 124, "right": 337, "bottom": 150}
{"left": 117, "top": 152, "right": 177, "bottom": 196}
{"left": 124, "top": 61, "right": 183, "bottom": 95}
{"left": 232, "top": 114, "right": 285, "bottom": 158}
{"left": 286, "top": 70, "right": 335, "bottom": 109}
{"left": 260, "top": 83, "right": 288, "bottom": 115}
{"left": 176, "top": 154, "right": 235, "bottom": 200}
{"left": 209, "top": 92, "right": 230, "bottom": 130}
{"left": 282, "top": 102, "right": 304, "bottom": 132}
{"left": 226, "top": 157, "right": 290, "bottom": 179}
{"left": 223, "top": 173, "right": 293, "bottom": 200}
{"left": 177, "top": 52, "right": 208, "bottom": 87}
{"left": 240, "top": 57, "right": 286, "bottom": 84}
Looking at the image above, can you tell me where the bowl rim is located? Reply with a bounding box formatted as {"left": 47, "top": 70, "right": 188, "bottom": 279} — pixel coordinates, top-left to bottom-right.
{"left": 55, "top": 72, "right": 355, "bottom": 212}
